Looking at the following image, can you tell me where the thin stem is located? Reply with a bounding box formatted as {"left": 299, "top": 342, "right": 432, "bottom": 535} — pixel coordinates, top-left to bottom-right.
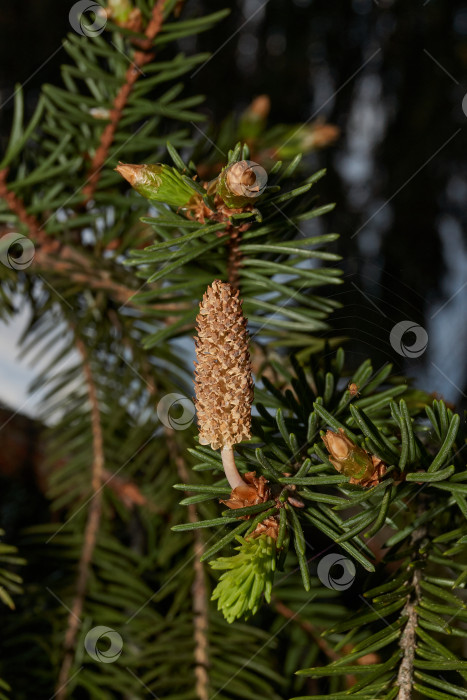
{"left": 167, "top": 434, "right": 209, "bottom": 700}
{"left": 271, "top": 595, "right": 340, "bottom": 662}
{"left": 82, "top": 0, "right": 166, "bottom": 201}
{"left": 396, "top": 570, "right": 420, "bottom": 700}
{"left": 142, "top": 354, "right": 210, "bottom": 700}
{"left": 396, "top": 523, "right": 426, "bottom": 700}
{"left": 221, "top": 446, "right": 247, "bottom": 490}
{"left": 56, "top": 338, "right": 104, "bottom": 699}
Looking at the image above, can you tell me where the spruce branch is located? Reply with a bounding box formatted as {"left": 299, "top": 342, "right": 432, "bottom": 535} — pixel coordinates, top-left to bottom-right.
{"left": 0, "top": 169, "right": 59, "bottom": 255}
{"left": 271, "top": 595, "right": 340, "bottom": 662}
{"left": 396, "top": 525, "right": 426, "bottom": 700}
{"left": 226, "top": 226, "right": 243, "bottom": 288}
{"left": 82, "top": 0, "right": 166, "bottom": 202}
{"left": 166, "top": 433, "right": 209, "bottom": 700}
{"left": 0, "top": 169, "right": 135, "bottom": 302}
{"left": 101, "top": 467, "right": 153, "bottom": 510}
{"left": 137, "top": 354, "right": 210, "bottom": 700}
{"left": 33, "top": 249, "right": 189, "bottom": 317}
{"left": 0, "top": 172, "right": 185, "bottom": 318}
{"left": 56, "top": 337, "right": 105, "bottom": 700}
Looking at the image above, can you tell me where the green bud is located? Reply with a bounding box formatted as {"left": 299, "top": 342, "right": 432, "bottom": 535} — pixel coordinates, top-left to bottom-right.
{"left": 116, "top": 162, "right": 201, "bottom": 209}
{"left": 210, "top": 534, "right": 276, "bottom": 623}
{"left": 107, "top": 0, "right": 133, "bottom": 23}
{"left": 273, "top": 123, "right": 340, "bottom": 160}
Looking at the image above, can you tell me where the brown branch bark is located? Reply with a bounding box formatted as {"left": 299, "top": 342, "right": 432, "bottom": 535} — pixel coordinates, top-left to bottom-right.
{"left": 166, "top": 432, "right": 209, "bottom": 700}
{"left": 0, "top": 169, "right": 60, "bottom": 255}
{"left": 55, "top": 338, "right": 105, "bottom": 700}
{"left": 0, "top": 173, "right": 136, "bottom": 300}
{"left": 227, "top": 228, "right": 242, "bottom": 288}
{"left": 396, "top": 576, "right": 419, "bottom": 700}
{"left": 225, "top": 222, "right": 252, "bottom": 289}
{"left": 136, "top": 354, "right": 209, "bottom": 700}
{"left": 34, "top": 248, "right": 190, "bottom": 313}
{"left": 102, "top": 467, "right": 157, "bottom": 511}
{"left": 0, "top": 181, "right": 186, "bottom": 313}
{"left": 396, "top": 524, "right": 426, "bottom": 700}
{"left": 82, "top": 0, "right": 166, "bottom": 202}
{"left": 271, "top": 595, "right": 340, "bottom": 662}
{"left": 2, "top": 164, "right": 207, "bottom": 697}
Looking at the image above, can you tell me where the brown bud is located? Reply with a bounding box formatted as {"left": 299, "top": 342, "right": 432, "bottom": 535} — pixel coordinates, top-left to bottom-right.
{"left": 323, "top": 429, "right": 353, "bottom": 462}
{"left": 248, "top": 95, "right": 271, "bottom": 121}
{"left": 221, "top": 472, "right": 278, "bottom": 538}
{"left": 194, "top": 280, "right": 253, "bottom": 450}
{"left": 221, "top": 473, "right": 269, "bottom": 510}
{"left": 322, "top": 428, "right": 387, "bottom": 487}
{"left": 306, "top": 123, "right": 340, "bottom": 149}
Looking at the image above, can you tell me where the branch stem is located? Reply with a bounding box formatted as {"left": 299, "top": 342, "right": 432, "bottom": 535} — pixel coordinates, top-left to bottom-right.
{"left": 221, "top": 446, "right": 247, "bottom": 490}
{"left": 141, "top": 353, "right": 209, "bottom": 700}
{"left": 166, "top": 432, "right": 209, "bottom": 700}
{"left": 82, "top": 0, "right": 165, "bottom": 201}
{"left": 56, "top": 338, "right": 104, "bottom": 700}
{"left": 396, "top": 570, "right": 421, "bottom": 700}
{"left": 396, "top": 523, "right": 426, "bottom": 700}
{"left": 271, "top": 595, "right": 340, "bottom": 661}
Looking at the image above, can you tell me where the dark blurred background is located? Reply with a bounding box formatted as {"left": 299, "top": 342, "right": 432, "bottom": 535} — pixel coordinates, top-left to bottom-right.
{"left": 1, "top": 0, "right": 466, "bottom": 408}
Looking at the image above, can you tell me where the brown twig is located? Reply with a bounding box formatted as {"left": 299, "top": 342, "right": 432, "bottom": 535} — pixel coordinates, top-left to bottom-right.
{"left": 0, "top": 204, "right": 185, "bottom": 315}
{"left": 82, "top": 0, "right": 166, "bottom": 202}
{"left": 0, "top": 169, "right": 60, "bottom": 255}
{"left": 102, "top": 467, "right": 160, "bottom": 511}
{"left": 271, "top": 595, "right": 340, "bottom": 662}
{"left": 166, "top": 432, "right": 209, "bottom": 700}
{"left": 0, "top": 176, "right": 181, "bottom": 316}
{"left": 0, "top": 169, "right": 39, "bottom": 237}
{"left": 55, "top": 338, "right": 105, "bottom": 700}
{"left": 227, "top": 227, "right": 242, "bottom": 288}
{"left": 137, "top": 354, "right": 209, "bottom": 700}
{"left": 396, "top": 524, "right": 426, "bottom": 700}
{"left": 396, "top": 573, "right": 420, "bottom": 700}
{"left": 34, "top": 249, "right": 191, "bottom": 314}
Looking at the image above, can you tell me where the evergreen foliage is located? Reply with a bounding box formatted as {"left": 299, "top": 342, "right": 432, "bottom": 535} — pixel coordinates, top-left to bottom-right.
{"left": 0, "top": 2, "right": 465, "bottom": 699}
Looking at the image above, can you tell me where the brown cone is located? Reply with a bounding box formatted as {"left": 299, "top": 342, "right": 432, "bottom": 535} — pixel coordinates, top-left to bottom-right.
{"left": 194, "top": 280, "right": 253, "bottom": 450}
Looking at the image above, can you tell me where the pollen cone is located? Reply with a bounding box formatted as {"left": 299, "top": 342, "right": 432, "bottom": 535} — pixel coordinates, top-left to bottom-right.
{"left": 194, "top": 280, "right": 253, "bottom": 450}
